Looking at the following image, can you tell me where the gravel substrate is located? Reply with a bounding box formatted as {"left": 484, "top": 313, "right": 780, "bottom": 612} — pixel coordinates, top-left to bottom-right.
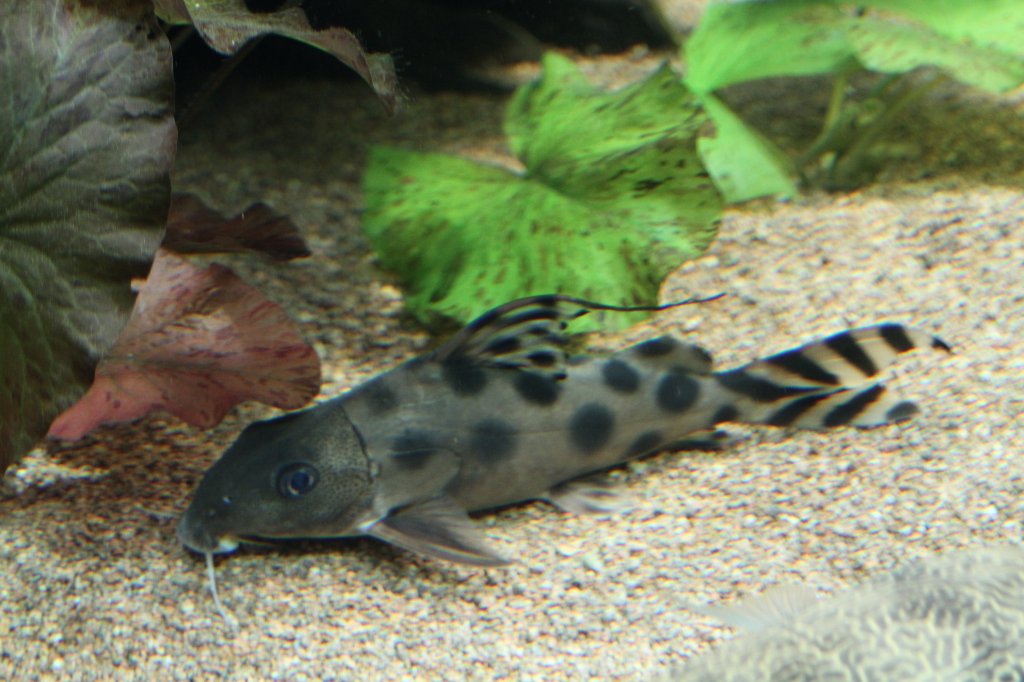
{"left": 2, "top": 29, "right": 1023, "bottom": 682}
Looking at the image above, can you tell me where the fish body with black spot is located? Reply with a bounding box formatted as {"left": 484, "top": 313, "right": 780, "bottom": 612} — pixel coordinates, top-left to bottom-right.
{"left": 178, "top": 295, "right": 949, "bottom": 566}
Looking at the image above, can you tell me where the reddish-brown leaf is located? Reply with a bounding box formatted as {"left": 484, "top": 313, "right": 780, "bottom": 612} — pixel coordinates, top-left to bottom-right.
{"left": 48, "top": 249, "right": 321, "bottom": 440}
{"left": 163, "top": 193, "right": 311, "bottom": 261}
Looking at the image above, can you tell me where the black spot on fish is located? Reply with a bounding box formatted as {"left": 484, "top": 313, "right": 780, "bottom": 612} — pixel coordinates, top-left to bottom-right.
{"left": 570, "top": 403, "right": 615, "bottom": 454}
{"left": 514, "top": 372, "right": 560, "bottom": 405}
{"left": 392, "top": 430, "right": 439, "bottom": 453}
{"left": 825, "top": 332, "right": 878, "bottom": 378}
{"left": 766, "top": 392, "right": 834, "bottom": 427}
{"left": 880, "top": 324, "right": 915, "bottom": 353}
{"left": 824, "top": 385, "right": 885, "bottom": 427}
{"left": 390, "top": 430, "right": 443, "bottom": 470}
{"left": 712, "top": 404, "right": 739, "bottom": 424}
{"left": 442, "top": 355, "right": 487, "bottom": 396}
{"left": 361, "top": 380, "right": 398, "bottom": 413}
{"left": 469, "top": 419, "right": 518, "bottom": 463}
{"left": 717, "top": 370, "right": 814, "bottom": 403}
{"left": 656, "top": 368, "right": 700, "bottom": 413}
{"left": 634, "top": 336, "right": 677, "bottom": 357}
{"left": 602, "top": 359, "right": 640, "bottom": 393}
{"left": 766, "top": 349, "right": 839, "bottom": 386}
{"left": 626, "top": 430, "right": 663, "bottom": 458}
{"left": 886, "top": 400, "right": 919, "bottom": 422}
{"left": 390, "top": 449, "right": 437, "bottom": 471}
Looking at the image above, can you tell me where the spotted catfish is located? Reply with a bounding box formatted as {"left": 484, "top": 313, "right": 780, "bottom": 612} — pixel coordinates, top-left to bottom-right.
{"left": 177, "top": 295, "right": 949, "bottom": 567}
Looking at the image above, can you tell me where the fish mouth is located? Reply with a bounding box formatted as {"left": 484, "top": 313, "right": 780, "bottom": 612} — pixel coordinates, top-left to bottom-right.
{"left": 208, "top": 536, "right": 240, "bottom": 553}
{"left": 176, "top": 515, "right": 241, "bottom": 555}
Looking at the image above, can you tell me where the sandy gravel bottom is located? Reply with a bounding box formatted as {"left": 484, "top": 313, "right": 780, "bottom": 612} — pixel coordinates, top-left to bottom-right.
{"left": 2, "top": 30, "right": 1023, "bottom": 682}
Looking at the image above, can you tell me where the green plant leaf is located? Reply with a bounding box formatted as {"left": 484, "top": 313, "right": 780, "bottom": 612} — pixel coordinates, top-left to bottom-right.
{"left": 363, "top": 54, "right": 721, "bottom": 330}
{"left": 860, "top": 0, "right": 1024, "bottom": 57}
{"left": 686, "top": 0, "right": 1024, "bottom": 94}
{"left": 683, "top": 0, "right": 1024, "bottom": 200}
{"left": 684, "top": 0, "right": 855, "bottom": 94}
{"left": 0, "top": 0, "right": 173, "bottom": 469}
{"left": 696, "top": 92, "right": 797, "bottom": 203}
{"left": 153, "top": 0, "right": 399, "bottom": 113}
{"left": 849, "top": 1, "right": 1024, "bottom": 93}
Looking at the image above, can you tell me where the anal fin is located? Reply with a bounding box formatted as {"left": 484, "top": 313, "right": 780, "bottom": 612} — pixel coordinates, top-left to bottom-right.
{"left": 367, "top": 497, "right": 510, "bottom": 567}
{"left": 546, "top": 478, "right": 632, "bottom": 515}
{"left": 666, "top": 428, "right": 733, "bottom": 452}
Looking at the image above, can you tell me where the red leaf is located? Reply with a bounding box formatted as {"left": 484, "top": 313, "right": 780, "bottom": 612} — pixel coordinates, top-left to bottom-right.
{"left": 163, "top": 193, "right": 311, "bottom": 261}
{"left": 48, "top": 250, "right": 321, "bottom": 440}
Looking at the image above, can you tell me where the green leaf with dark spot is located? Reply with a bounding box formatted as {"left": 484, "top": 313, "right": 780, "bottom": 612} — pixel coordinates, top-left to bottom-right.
{"left": 363, "top": 54, "right": 721, "bottom": 330}
{"left": 0, "top": 0, "right": 174, "bottom": 469}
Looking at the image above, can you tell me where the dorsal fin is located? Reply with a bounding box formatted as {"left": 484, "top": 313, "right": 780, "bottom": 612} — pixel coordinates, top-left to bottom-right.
{"left": 431, "top": 294, "right": 722, "bottom": 380}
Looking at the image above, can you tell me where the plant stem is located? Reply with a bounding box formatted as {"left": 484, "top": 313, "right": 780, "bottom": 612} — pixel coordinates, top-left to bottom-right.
{"left": 176, "top": 37, "right": 265, "bottom": 130}
{"left": 830, "top": 71, "right": 944, "bottom": 187}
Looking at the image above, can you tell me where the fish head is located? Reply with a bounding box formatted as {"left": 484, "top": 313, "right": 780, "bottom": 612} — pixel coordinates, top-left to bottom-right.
{"left": 177, "top": 400, "right": 375, "bottom": 554}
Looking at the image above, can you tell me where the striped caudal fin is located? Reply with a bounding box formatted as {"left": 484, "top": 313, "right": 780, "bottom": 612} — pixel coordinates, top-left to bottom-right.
{"left": 717, "top": 324, "right": 950, "bottom": 429}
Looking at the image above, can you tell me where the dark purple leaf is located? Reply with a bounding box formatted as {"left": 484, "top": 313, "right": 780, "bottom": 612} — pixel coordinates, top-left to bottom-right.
{"left": 0, "top": 0, "right": 174, "bottom": 468}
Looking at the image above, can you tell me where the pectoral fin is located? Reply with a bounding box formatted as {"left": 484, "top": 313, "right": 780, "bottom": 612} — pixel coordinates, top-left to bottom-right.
{"left": 367, "top": 497, "right": 510, "bottom": 567}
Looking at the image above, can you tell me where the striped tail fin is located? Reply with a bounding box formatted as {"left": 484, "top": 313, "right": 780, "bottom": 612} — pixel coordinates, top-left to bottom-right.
{"left": 716, "top": 324, "right": 950, "bottom": 429}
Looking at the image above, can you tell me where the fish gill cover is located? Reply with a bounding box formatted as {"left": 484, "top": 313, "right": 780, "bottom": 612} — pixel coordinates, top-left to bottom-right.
{"left": 362, "top": 53, "right": 723, "bottom": 332}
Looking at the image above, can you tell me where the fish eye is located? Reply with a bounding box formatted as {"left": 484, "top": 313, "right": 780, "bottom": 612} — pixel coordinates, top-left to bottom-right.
{"left": 276, "top": 463, "right": 318, "bottom": 498}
